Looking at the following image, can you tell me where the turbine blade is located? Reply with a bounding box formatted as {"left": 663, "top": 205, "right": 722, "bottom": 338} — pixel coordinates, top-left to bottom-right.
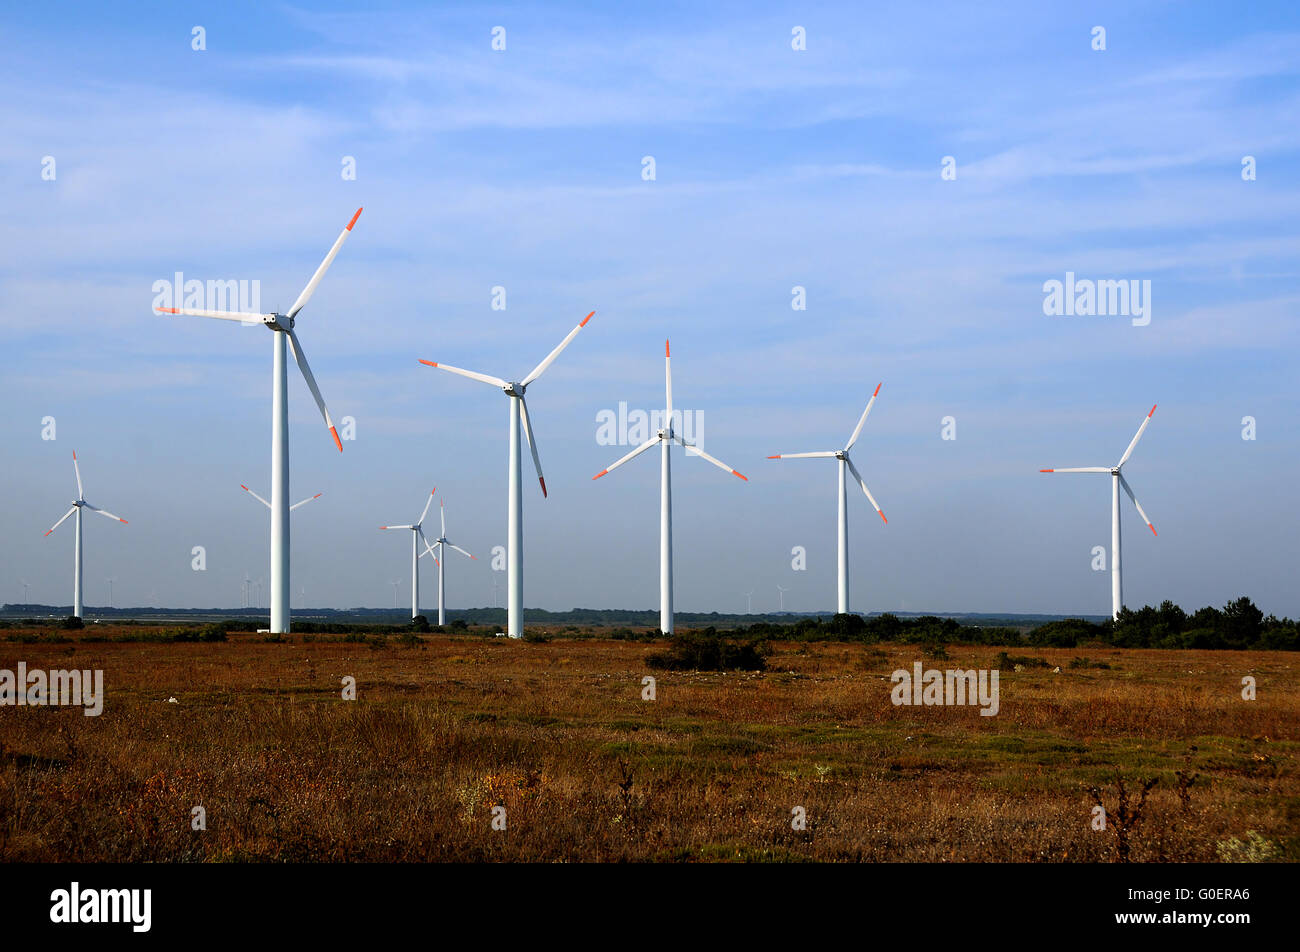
{"left": 449, "top": 543, "right": 476, "bottom": 560}
{"left": 677, "top": 437, "right": 747, "bottom": 481}
{"left": 767, "top": 451, "right": 837, "bottom": 459}
{"left": 72, "top": 451, "right": 83, "bottom": 499}
{"left": 285, "top": 208, "right": 362, "bottom": 320}
{"left": 83, "top": 502, "right": 128, "bottom": 524}
{"left": 520, "top": 311, "right": 595, "bottom": 387}
{"left": 845, "top": 457, "right": 886, "bottom": 522}
{"left": 440, "top": 498, "right": 446, "bottom": 537}
{"left": 518, "top": 396, "right": 547, "bottom": 497}
{"left": 418, "top": 360, "right": 507, "bottom": 389}
{"left": 290, "top": 493, "right": 323, "bottom": 511}
{"left": 156, "top": 307, "right": 272, "bottom": 323}
{"left": 420, "top": 537, "right": 441, "bottom": 565}
{"left": 241, "top": 484, "right": 272, "bottom": 509}
{"left": 418, "top": 489, "right": 436, "bottom": 526}
{"left": 1039, "top": 467, "right": 1111, "bottom": 473}
{"left": 593, "top": 436, "right": 659, "bottom": 479}
{"left": 1119, "top": 474, "right": 1157, "bottom": 536}
{"left": 286, "top": 327, "right": 343, "bottom": 452}
{"left": 844, "top": 382, "right": 882, "bottom": 451}
{"left": 380, "top": 524, "right": 414, "bottom": 531}
{"left": 1118, "top": 404, "right": 1157, "bottom": 468}
{"left": 44, "top": 506, "right": 78, "bottom": 536}
{"left": 664, "top": 339, "right": 673, "bottom": 425}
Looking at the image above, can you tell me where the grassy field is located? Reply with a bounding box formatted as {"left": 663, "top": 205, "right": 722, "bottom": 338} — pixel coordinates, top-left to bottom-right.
{"left": 0, "top": 627, "right": 1296, "bottom": 862}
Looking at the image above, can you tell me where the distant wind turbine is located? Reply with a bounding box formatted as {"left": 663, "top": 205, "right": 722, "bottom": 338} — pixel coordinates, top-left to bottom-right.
{"left": 420, "top": 311, "right": 595, "bottom": 637}
{"left": 768, "top": 385, "right": 887, "bottom": 614}
{"left": 419, "top": 497, "right": 477, "bottom": 625}
{"left": 380, "top": 490, "right": 437, "bottom": 619}
{"left": 593, "top": 340, "right": 747, "bottom": 634}
{"left": 157, "top": 208, "right": 362, "bottom": 633}
{"left": 43, "top": 452, "right": 128, "bottom": 619}
{"left": 776, "top": 584, "right": 789, "bottom": 611}
{"left": 1040, "top": 405, "right": 1159, "bottom": 620}
{"left": 745, "top": 590, "right": 754, "bottom": 614}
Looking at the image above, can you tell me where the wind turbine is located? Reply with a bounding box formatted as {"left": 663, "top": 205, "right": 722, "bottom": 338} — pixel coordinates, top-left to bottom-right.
{"left": 768, "top": 384, "right": 887, "bottom": 615}
{"left": 592, "top": 340, "right": 747, "bottom": 634}
{"left": 745, "top": 590, "right": 754, "bottom": 614}
{"left": 157, "top": 208, "right": 361, "bottom": 633}
{"left": 418, "top": 497, "right": 477, "bottom": 625}
{"left": 1040, "top": 405, "right": 1158, "bottom": 620}
{"left": 390, "top": 580, "right": 401, "bottom": 610}
{"left": 419, "top": 311, "right": 595, "bottom": 637}
{"left": 43, "top": 451, "right": 128, "bottom": 619}
{"left": 776, "top": 584, "right": 789, "bottom": 611}
{"left": 380, "top": 490, "right": 437, "bottom": 619}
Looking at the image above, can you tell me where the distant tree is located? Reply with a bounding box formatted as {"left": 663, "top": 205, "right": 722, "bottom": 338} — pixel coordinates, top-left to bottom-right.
{"left": 1221, "top": 596, "right": 1263, "bottom": 648}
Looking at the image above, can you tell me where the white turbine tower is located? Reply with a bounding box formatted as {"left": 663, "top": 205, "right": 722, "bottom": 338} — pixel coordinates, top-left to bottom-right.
{"left": 380, "top": 490, "right": 437, "bottom": 619}
{"left": 776, "top": 584, "right": 789, "bottom": 611}
{"left": 43, "top": 451, "right": 128, "bottom": 619}
{"left": 745, "top": 590, "right": 754, "bottom": 614}
{"left": 592, "top": 340, "right": 748, "bottom": 635}
{"left": 157, "top": 208, "right": 361, "bottom": 633}
{"left": 1040, "top": 405, "right": 1159, "bottom": 620}
{"left": 419, "top": 498, "right": 477, "bottom": 626}
{"left": 768, "top": 384, "right": 888, "bottom": 615}
{"left": 419, "top": 311, "right": 595, "bottom": 637}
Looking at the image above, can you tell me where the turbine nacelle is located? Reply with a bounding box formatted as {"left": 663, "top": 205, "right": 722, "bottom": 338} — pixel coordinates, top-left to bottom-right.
{"left": 502, "top": 381, "right": 526, "bottom": 397}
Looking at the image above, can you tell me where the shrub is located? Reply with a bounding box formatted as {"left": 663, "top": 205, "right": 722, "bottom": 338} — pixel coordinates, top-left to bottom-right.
{"left": 61, "top": 615, "right": 84, "bottom": 630}
{"left": 645, "top": 635, "right": 767, "bottom": 672}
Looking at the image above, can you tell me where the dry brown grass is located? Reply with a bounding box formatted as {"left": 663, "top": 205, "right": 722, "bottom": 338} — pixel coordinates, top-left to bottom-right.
{"left": 0, "top": 630, "right": 1296, "bottom": 862}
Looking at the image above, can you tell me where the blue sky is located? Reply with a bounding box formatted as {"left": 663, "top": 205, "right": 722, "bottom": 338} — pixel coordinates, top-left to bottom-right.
{"left": 2, "top": 1, "right": 1298, "bottom": 617}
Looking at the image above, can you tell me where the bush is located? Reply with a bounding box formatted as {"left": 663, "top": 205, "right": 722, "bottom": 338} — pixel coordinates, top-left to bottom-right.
{"left": 995, "top": 651, "right": 1050, "bottom": 669}
{"left": 411, "top": 614, "right": 431, "bottom": 633}
{"left": 646, "top": 635, "right": 767, "bottom": 672}
{"left": 61, "top": 615, "right": 84, "bottom": 630}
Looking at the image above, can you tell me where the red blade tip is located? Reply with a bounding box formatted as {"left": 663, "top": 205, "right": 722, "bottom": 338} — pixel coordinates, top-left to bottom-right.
{"left": 346, "top": 208, "right": 362, "bottom": 231}
{"left": 732, "top": 470, "right": 748, "bottom": 481}
{"left": 1148, "top": 404, "right": 1157, "bottom": 417}
{"left": 579, "top": 311, "right": 594, "bottom": 327}
{"left": 1040, "top": 469, "right": 1054, "bottom": 472}
{"left": 539, "top": 477, "right": 548, "bottom": 498}
{"left": 593, "top": 470, "right": 608, "bottom": 480}
{"left": 419, "top": 359, "right": 438, "bottom": 367}
{"left": 665, "top": 340, "right": 670, "bottom": 357}
{"left": 767, "top": 455, "right": 780, "bottom": 459}
{"left": 874, "top": 382, "right": 882, "bottom": 396}
{"left": 157, "top": 307, "right": 178, "bottom": 314}
{"left": 1149, "top": 525, "right": 1157, "bottom": 536}
{"left": 879, "top": 511, "right": 888, "bottom": 523}
{"left": 330, "top": 425, "right": 343, "bottom": 452}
